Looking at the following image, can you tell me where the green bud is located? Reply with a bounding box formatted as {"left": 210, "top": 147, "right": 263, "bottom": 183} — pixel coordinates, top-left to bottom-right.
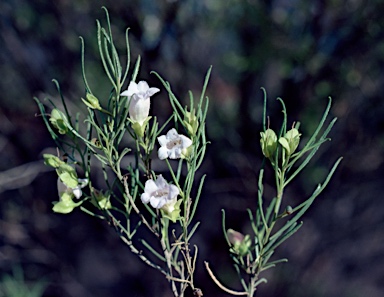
{"left": 56, "top": 163, "right": 79, "bottom": 188}
{"left": 285, "top": 205, "right": 293, "bottom": 215}
{"left": 49, "top": 109, "right": 69, "bottom": 134}
{"left": 260, "top": 129, "right": 278, "bottom": 159}
{"left": 91, "top": 138, "right": 102, "bottom": 149}
{"left": 183, "top": 108, "right": 199, "bottom": 136}
{"left": 92, "top": 188, "right": 112, "bottom": 210}
{"left": 237, "top": 234, "right": 252, "bottom": 256}
{"left": 279, "top": 128, "right": 301, "bottom": 156}
{"left": 161, "top": 199, "right": 183, "bottom": 223}
{"left": 82, "top": 93, "right": 101, "bottom": 110}
{"left": 43, "top": 154, "right": 64, "bottom": 168}
{"left": 227, "top": 229, "right": 252, "bottom": 257}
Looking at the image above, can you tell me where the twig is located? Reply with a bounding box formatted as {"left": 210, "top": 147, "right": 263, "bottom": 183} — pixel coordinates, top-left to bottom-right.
{"left": 166, "top": 275, "right": 192, "bottom": 285}
{"left": 119, "top": 236, "right": 168, "bottom": 276}
{"left": 204, "top": 261, "right": 248, "bottom": 296}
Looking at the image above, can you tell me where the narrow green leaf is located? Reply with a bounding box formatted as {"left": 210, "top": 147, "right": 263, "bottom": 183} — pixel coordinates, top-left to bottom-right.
{"left": 140, "top": 239, "right": 166, "bottom": 262}
{"left": 221, "top": 209, "right": 231, "bottom": 246}
{"left": 188, "top": 174, "right": 206, "bottom": 224}
{"left": 79, "top": 36, "right": 92, "bottom": 94}
{"left": 187, "top": 221, "right": 200, "bottom": 241}
{"left": 131, "top": 56, "right": 141, "bottom": 82}
{"left": 264, "top": 222, "right": 302, "bottom": 255}
{"left": 121, "top": 28, "right": 131, "bottom": 86}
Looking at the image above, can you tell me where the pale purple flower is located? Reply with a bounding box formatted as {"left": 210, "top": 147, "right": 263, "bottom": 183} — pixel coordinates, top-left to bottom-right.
{"left": 157, "top": 128, "right": 192, "bottom": 160}
{"left": 120, "top": 81, "right": 160, "bottom": 125}
{"left": 141, "top": 175, "right": 179, "bottom": 209}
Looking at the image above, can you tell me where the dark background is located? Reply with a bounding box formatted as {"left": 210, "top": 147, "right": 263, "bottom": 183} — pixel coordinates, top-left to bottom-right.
{"left": 1, "top": 1, "right": 384, "bottom": 296}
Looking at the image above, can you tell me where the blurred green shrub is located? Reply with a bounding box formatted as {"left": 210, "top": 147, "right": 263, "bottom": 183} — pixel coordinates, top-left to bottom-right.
{"left": 0, "top": 267, "right": 46, "bottom": 297}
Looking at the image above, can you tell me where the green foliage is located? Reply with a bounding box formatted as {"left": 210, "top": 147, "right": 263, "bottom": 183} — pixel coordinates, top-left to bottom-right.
{"left": 206, "top": 91, "right": 342, "bottom": 296}
{"left": 35, "top": 7, "right": 210, "bottom": 297}
{"left": 0, "top": 267, "right": 46, "bottom": 297}
{"left": 34, "top": 7, "right": 341, "bottom": 297}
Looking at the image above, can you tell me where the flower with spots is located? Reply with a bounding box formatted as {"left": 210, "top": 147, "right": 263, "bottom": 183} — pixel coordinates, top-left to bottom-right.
{"left": 157, "top": 128, "right": 192, "bottom": 160}
{"left": 141, "top": 175, "right": 179, "bottom": 209}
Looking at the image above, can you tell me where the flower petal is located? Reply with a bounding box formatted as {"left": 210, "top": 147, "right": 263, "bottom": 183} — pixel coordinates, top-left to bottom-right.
{"left": 141, "top": 192, "right": 151, "bottom": 204}
{"left": 158, "top": 146, "right": 168, "bottom": 160}
{"left": 127, "top": 81, "right": 139, "bottom": 96}
{"left": 144, "top": 179, "right": 158, "bottom": 194}
{"left": 167, "top": 128, "right": 178, "bottom": 138}
{"left": 157, "top": 135, "right": 168, "bottom": 146}
{"left": 73, "top": 187, "right": 83, "bottom": 199}
{"left": 78, "top": 178, "right": 89, "bottom": 188}
{"left": 168, "top": 148, "right": 179, "bottom": 159}
{"left": 137, "top": 81, "right": 150, "bottom": 93}
{"left": 155, "top": 175, "right": 167, "bottom": 188}
{"left": 120, "top": 90, "right": 131, "bottom": 97}
{"left": 150, "top": 196, "right": 166, "bottom": 209}
{"left": 168, "top": 184, "right": 180, "bottom": 200}
{"left": 146, "top": 87, "right": 160, "bottom": 97}
{"left": 180, "top": 135, "right": 193, "bottom": 148}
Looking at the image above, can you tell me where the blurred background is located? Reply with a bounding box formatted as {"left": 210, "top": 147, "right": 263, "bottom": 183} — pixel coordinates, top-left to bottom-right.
{"left": 1, "top": 0, "right": 384, "bottom": 296}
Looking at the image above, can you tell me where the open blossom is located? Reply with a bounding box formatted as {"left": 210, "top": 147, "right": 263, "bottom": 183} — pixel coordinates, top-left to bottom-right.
{"left": 158, "top": 128, "right": 192, "bottom": 160}
{"left": 141, "top": 175, "right": 179, "bottom": 209}
{"left": 120, "top": 81, "right": 160, "bottom": 125}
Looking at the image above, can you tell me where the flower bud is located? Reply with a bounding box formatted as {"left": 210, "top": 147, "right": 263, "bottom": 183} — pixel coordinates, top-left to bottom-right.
{"left": 285, "top": 205, "right": 293, "bottom": 215}
{"left": 279, "top": 128, "right": 301, "bottom": 156}
{"left": 56, "top": 163, "right": 79, "bottom": 189}
{"left": 91, "top": 138, "right": 102, "bottom": 148}
{"left": 43, "top": 154, "right": 64, "bottom": 168}
{"left": 183, "top": 108, "right": 199, "bottom": 136}
{"left": 82, "top": 93, "right": 101, "bottom": 110}
{"left": 260, "top": 129, "right": 278, "bottom": 159}
{"left": 227, "top": 229, "right": 252, "bottom": 257}
{"left": 49, "top": 109, "right": 69, "bottom": 134}
{"left": 92, "top": 188, "right": 112, "bottom": 210}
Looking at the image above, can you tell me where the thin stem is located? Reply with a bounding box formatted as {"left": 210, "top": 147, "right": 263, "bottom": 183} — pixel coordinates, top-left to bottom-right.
{"left": 161, "top": 234, "right": 179, "bottom": 297}
{"left": 205, "top": 262, "right": 248, "bottom": 296}
{"left": 122, "top": 177, "right": 159, "bottom": 237}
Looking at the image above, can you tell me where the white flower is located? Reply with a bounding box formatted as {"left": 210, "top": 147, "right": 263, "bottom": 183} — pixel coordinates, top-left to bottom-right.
{"left": 141, "top": 175, "right": 179, "bottom": 209}
{"left": 120, "top": 81, "right": 160, "bottom": 125}
{"left": 57, "top": 177, "right": 88, "bottom": 199}
{"left": 157, "top": 128, "right": 193, "bottom": 160}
